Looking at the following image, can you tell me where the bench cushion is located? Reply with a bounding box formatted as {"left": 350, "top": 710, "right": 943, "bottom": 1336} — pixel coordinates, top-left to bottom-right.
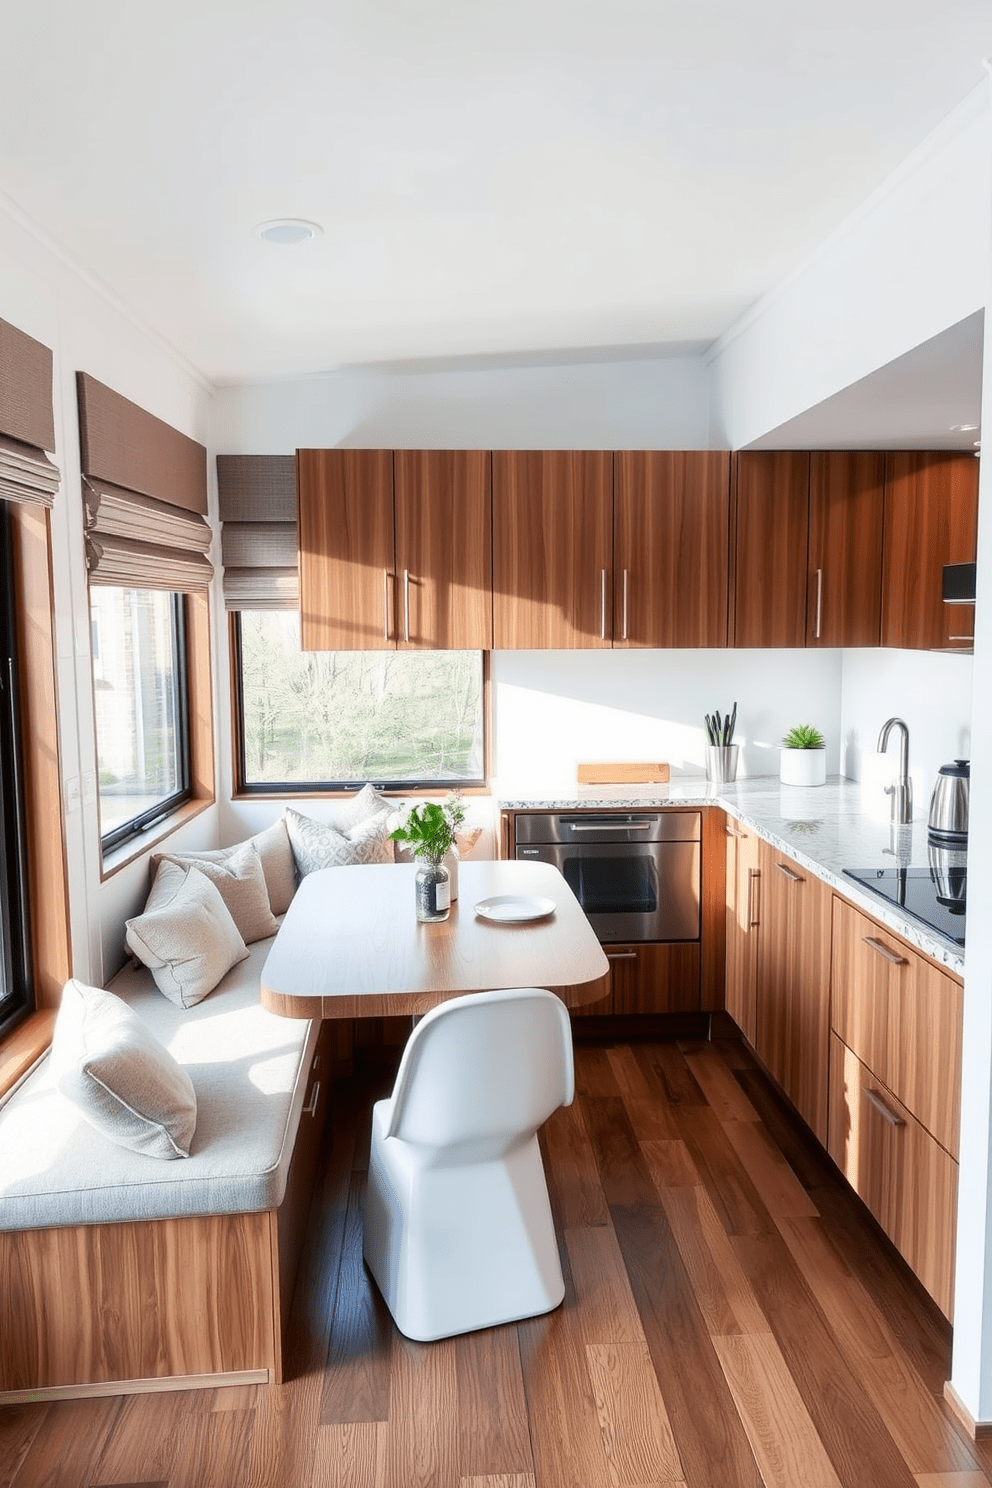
{"left": 0, "top": 934, "right": 319, "bottom": 1230}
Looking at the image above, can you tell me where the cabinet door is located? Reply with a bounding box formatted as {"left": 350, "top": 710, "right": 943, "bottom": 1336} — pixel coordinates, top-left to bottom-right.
{"left": 731, "top": 451, "right": 810, "bottom": 648}
{"left": 724, "top": 819, "right": 760, "bottom": 1044}
{"left": 828, "top": 1034, "right": 957, "bottom": 1318}
{"left": 393, "top": 450, "right": 493, "bottom": 649}
{"left": 614, "top": 451, "right": 730, "bottom": 647}
{"left": 882, "top": 451, "right": 978, "bottom": 651}
{"left": 609, "top": 942, "right": 700, "bottom": 1015}
{"left": 297, "top": 449, "right": 395, "bottom": 651}
{"left": 755, "top": 842, "right": 832, "bottom": 1143}
{"left": 492, "top": 451, "right": 613, "bottom": 648}
{"left": 807, "top": 451, "right": 884, "bottom": 647}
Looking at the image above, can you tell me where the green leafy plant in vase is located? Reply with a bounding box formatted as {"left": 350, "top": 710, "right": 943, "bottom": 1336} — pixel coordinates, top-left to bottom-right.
{"left": 391, "top": 795, "right": 466, "bottom": 922}
{"left": 780, "top": 724, "right": 826, "bottom": 787}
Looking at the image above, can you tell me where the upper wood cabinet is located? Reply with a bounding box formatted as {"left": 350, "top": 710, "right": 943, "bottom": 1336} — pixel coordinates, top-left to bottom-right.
{"left": 614, "top": 451, "right": 730, "bottom": 647}
{"left": 807, "top": 451, "right": 885, "bottom": 647}
{"left": 755, "top": 840, "right": 832, "bottom": 1145}
{"left": 492, "top": 451, "right": 613, "bottom": 649}
{"left": 731, "top": 451, "right": 810, "bottom": 647}
{"left": 881, "top": 451, "right": 979, "bottom": 652}
{"left": 297, "top": 449, "right": 492, "bottom": 651}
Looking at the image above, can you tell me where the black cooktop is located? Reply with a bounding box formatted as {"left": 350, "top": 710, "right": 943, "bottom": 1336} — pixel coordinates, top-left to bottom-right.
{"left": 843, "top": 866, "right": 966, "bottom": 947}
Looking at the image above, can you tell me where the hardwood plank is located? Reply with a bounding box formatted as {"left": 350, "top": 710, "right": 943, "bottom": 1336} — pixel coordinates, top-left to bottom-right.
{"left": 321, "top": 1172, "right": 393, "bottom": 1425}
{"left": 656, "top": 1185, "right": 768, "bottom": 1339}
{"left": 455, "top": 1327, "right": 533, "bottom": 1481}
{"left": 585, "top": 1342, "right": 684, "bottom": 1485}
{"left": 461, "top": 1476, "right": 536, "bottom": 1488}
{"left": 380, "top": 1334, "right": 458, "bottom": 1488}
{"left": 9, "top": 1396, "right": 122, "bottom": 1487}
{"left": 0, "top": 1402, "right": 50, "bottom": 1488}
{"left": 540, "top": 1100, "right": 610, "bottom": 1228}
{"left": 721, "top": 1117, "right": 820, "bottom": 1219}
{"left": 606, "top": 1046, "right": 682, "bottom": 1140}
{"left": 90, "top": 1388, "right": 190, "bottom": 1484}
{"left": 682, "top": 1043, "right": 761, "bottom": 1123}
{"left": 712, "top": 1331, "right": 843, "bottom": 1488}
{"left": 776, "top": 1216, "right": 976, "bottom": 1475}
{"left": 732, "top": 1228, "right": 918, "bottom": 1488}
{"left": 163, "top": 1405, "right": 255, "bottom": 1487}
{"left": 575, "top": 1045, "right": 624, "bottom": 1099}
{"left": 518, "top": 1306, "right": 612, "bottom": 1488}
{"left": 914, "top": 1475, "right": 992, "bottom": 1487}
{"left": 636, "top": 1043, "right": 707, "bottom": 1111}
{"left": 564, "top": 1226, "right": 646, "bottom": 1344}
{"left": 732, "top": 1066, "right": 837, "bottom": 1194}
{"left": 311, "top": 1423, "right": 386, "bottom": 1488}
{"left": 672, "top": 1103, "right": 775, "bottom": 1237}
{"left": 639, "top": 1139, "right": 700, "bottom": 1190}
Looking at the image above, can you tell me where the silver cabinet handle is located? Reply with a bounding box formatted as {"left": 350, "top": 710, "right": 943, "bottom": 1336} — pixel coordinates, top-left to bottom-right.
{"left": 606, "top": 950, "right": 637, "bottom": 961}
{"left": 622, "top": 568, "right": 629, "bottom": 641}
{"left": 566, "top": 821, "right": 653, "bottom": 831}
{"left": 303, "top": 1081, "right": 321, "bottom": 1118}
{"left": 403, "top": 568, "right": 411, "bottom": 643}
{"left": 600, "top": 568, "right": 608, "bottom": 641}
{"left": 747, "top": 867, "right": 760, "bottom": 928}
{"left": 949, "top": 635, "right": 974, "bottom": 643}
{"left": 862, "top": 935, "right": 907, "bottom": 966}
{"left": 775, "top": 863, "right": 803, "bottom": 883}
{"left": 864, "top": 1086, "right": 905, "bottom": 1128}
{"left": 814, "top": 568, "right": 823, "bottom": 640}
{"left": 383, "top": 570, "right": 391, "bottom": 641}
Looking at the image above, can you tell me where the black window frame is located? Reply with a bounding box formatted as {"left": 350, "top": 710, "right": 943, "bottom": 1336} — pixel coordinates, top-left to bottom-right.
{"left": 0, "top": 501, "right": 33, "bottom": 1037}
{"left": 97, "top": 590, "right": 192, "bottom": 855}
{"left": 230, "top": 613, "right": 489, "bottom": 795}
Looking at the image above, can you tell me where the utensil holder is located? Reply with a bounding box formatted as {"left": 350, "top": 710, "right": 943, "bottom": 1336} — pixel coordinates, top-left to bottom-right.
{"left": 706, "top": 744, "right": 738, "bottom": 784}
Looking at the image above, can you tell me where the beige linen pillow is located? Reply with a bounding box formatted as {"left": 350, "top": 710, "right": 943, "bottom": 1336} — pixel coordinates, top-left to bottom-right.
{"left": 331, "top": 782, "right": 390, "bottom": 832}
{"left": 247, "top": 819, "right": 297, "bottom": 914}
{"left": 51, "top": 979, "right": 197, "bottom": 1159}
{"left": 125, "top": 863, "right": 249, "bottom": 1008}
{"left": 284, "top": 805, "right": 393, "bottom": 877}
{"left": 151, "top": 840, "right": 279, "bottom": 943}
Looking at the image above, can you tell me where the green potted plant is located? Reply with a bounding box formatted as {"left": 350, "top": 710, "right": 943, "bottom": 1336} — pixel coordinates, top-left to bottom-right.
{"left": 780, "top": 724, "right": 826, "bottom": 787}
{"left": 391, "top": 794, "right": 466, "bottom": 922}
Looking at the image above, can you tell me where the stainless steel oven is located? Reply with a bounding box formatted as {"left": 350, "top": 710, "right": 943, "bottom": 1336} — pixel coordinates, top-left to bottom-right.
{"left": 513, "top": 811, "right": 700, "bottom": 944}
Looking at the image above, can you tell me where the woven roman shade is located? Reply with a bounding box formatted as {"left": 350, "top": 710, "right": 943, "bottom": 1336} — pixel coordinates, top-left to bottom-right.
{"left": 0, "top": 318, "right": 60, "bottom": 509}
{"left": 76, "top": 373, "right": 212, "bottom": 591}
{"left": 216, "top": 455, "right": 299, "bottom": 610}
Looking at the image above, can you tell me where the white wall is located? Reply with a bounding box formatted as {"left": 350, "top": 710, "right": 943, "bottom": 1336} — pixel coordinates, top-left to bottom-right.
{"left": 492, "top": 648, "right": 842, "bottom": 794}
{"left": 210, "top": 353, "right": 713, "bottom": 454}
{"left": 709, "top": 84, "right": 992, "bottom": 451}
{"left": 0, "top": 198, "right": 220, "bottom": 983}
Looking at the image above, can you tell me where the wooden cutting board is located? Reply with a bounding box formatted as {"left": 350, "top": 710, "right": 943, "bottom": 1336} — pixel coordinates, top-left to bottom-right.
{"left": 577, "top": 762, "right": 671, "bottom": 784}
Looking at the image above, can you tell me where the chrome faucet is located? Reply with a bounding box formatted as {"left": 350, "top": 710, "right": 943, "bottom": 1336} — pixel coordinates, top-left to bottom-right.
{"left": 877, "top": 717, "right": 913, "bottom": 825}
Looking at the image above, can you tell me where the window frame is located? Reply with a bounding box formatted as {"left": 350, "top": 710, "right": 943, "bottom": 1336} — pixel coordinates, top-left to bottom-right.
{"left": 0, "top": 502, "right": 34, "bottom": 1037}
{"left": 95, "top": 588, "right": 193, "bottom": 856}
{"left": 230, "top": 613, "right": 490, "bottom": 797}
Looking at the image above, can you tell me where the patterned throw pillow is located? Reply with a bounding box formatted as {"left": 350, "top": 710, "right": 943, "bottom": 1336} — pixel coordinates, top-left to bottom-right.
{"left": 284, "top": 805, "right": 393, "bottom": 878}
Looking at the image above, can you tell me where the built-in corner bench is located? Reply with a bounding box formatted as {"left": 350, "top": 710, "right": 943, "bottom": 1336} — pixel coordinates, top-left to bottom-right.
{"left": 0, "top": 933, "right": 330, "bottom": 1401}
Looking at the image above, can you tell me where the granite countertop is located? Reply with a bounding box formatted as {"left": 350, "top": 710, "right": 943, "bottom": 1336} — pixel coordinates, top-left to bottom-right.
{"left": 495, "top": 775, "right": 966, "bottom": 976}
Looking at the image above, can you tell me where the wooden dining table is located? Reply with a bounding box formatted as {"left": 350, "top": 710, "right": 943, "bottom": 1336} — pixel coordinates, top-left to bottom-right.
{"left": 260, "top": 858, "right": 610, "bottom": 1020}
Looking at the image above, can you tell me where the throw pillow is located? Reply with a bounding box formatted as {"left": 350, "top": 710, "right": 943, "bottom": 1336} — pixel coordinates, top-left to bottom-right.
{"left": 284, "top": 805, "right": 393, "bottom": 878}
{"left": 125, "top": 863, "right": 249, "bottom": 1008}
{"left": 331, "top": 782, "right": 390, "bottom": 832}
{"left": 151, "top": 840, "right": 279, "bottom": 943}
{"left": 151, "top": 821, "right": 296, "bottom": 917}
{"left": 51, "top": 979, "right": 197, "bottom": 1160}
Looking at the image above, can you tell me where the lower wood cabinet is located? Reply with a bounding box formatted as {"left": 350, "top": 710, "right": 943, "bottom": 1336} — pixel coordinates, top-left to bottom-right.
{"left": 828, "top": 1034, "right": 958, "bottom": 1318}
{"left": 571, "top": 941, "right": 700, "bottom": 1018}
{"left": 724, "top": 817, "right": 760, "bottom": 1044}
{"left": 755, "top": 840, "right": 832, "bottom": 1145}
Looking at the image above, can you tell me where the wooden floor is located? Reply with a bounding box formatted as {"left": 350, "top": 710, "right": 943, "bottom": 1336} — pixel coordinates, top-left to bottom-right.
{"left": 3, "top": 1035, "right": 990, "bottom": 1488}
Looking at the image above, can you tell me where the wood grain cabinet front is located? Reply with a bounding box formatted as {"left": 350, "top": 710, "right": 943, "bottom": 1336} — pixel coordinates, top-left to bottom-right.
{"left": 881, "top": 450, "right": 979, "bottom": 652}
{"left": 754, "top": 841, "right": 832, "bottom": 1145}
{"left": 806, "top": 450, "right": 885, "bottom": 647}
{"left": 724, "top": 818, "right": 760, "bottom": 1045}
{"left": 297, "top": 448, "right": 493, "bottom": 651}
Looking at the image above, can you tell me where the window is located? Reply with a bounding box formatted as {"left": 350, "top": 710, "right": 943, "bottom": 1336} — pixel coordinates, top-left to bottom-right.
{"left": 234, "top": 611, "right": 486, "bottom": 791}
{"left": 91, "top": 587, "right": 190, "bottom": 851}
{"left": 0, "top": 503, "right": 32, "bottom": 1035}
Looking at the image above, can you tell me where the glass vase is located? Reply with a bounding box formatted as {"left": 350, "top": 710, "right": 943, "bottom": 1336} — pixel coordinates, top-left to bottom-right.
{"left": 415, "top": 861, "right": 451, "bottom": 923}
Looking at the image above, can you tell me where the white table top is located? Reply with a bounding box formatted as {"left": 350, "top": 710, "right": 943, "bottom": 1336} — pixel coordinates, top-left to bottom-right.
{"left": 260, "top": 859, "right": 610, "bottom": 1019}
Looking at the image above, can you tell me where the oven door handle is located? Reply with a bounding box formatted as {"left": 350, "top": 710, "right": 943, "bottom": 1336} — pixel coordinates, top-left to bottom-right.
{"left": 563, "top": 821, "right": 654, "bottom": 832}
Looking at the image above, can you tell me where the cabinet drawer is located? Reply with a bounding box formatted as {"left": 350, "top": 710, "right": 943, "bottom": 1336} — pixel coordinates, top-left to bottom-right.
{"left": 830, "top": 897, "right": 962, "bottom": 1157}
{"left": 828, "top": 1034, "right": 957, "bottom": 1318}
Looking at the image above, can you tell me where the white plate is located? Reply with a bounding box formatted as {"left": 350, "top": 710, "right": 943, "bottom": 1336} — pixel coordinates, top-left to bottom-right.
{"left": 474, "top": 894, "right": 556, "bottom": 923}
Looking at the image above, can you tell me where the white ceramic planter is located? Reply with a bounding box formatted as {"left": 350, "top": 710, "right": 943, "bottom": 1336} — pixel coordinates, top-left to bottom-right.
{"left": 780, "top": 747, "right": 826, "bottom": 787}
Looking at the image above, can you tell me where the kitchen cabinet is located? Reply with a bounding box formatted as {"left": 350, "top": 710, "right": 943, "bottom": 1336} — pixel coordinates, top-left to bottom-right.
{"left": 807, "top": 450, "right": 885, "bottom": 647}
{"left": 614, "top": 451, "right": 730, "bottom": 647}
{"left": 724, "top": 817, "right": 760, "bottom": 1044}
{"left": 569, "top": 942, "right": 700, "bottom": 1018}
{"left": 731, "top": 451, "right": 810, "bottom": 648}
{"left": 827, "top": 897, "right": 962, "bottom": 1318}
{"left": 297, "top": 448, "right": 492, "bottom": 651}
{"left": 492, "top": 451, "right": 613, "bottom": 649}
{"left": 755, "top": 839, "right": 832, "bottom": 1144}
{"left": 882, "top": 450, "right": 979, "bottom": 652}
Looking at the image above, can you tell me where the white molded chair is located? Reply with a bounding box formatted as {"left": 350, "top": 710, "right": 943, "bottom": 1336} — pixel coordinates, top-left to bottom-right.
{"left": 362, "top": 986, "right": 574, "bottom": 1341}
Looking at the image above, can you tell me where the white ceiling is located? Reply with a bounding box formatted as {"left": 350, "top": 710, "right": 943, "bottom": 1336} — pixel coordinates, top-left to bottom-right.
{"left": 2, "top": 2, "right": 991, "bottom": 387}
